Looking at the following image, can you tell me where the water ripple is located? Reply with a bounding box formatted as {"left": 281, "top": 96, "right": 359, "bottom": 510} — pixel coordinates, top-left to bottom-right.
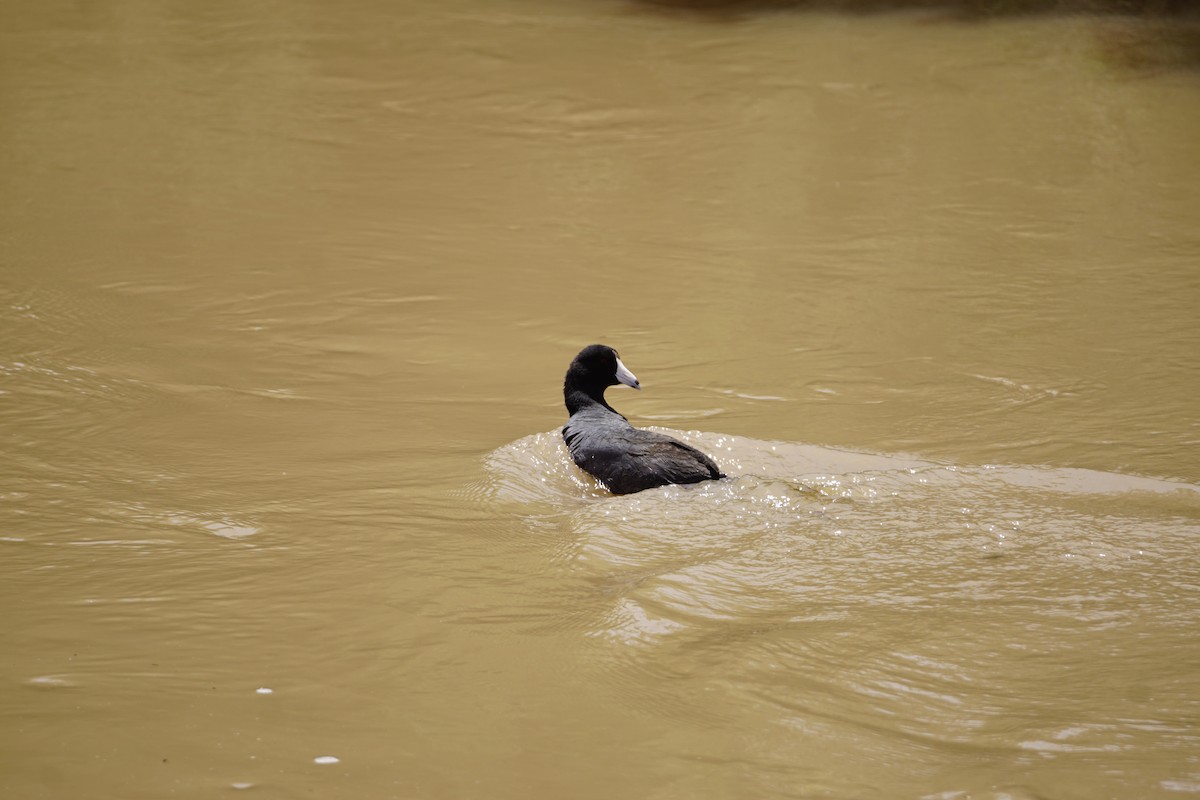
{"left": 480, "top": 428, "right": 1200, "bottom": 773}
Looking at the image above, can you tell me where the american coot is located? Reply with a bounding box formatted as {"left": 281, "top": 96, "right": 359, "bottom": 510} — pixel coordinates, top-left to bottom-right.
{"left": 562, "top": 344, "right": 724, "bottom": 495}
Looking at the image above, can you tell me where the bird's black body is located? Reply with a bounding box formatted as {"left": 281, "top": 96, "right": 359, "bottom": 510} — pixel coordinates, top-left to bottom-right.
{"left": 562, "top": 344, "right": 723, "bottom": 495}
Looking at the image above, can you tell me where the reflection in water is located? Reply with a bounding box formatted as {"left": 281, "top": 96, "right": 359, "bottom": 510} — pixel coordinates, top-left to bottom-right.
{"left": 2, "top": 0, "right": 1200, "bottom": 798}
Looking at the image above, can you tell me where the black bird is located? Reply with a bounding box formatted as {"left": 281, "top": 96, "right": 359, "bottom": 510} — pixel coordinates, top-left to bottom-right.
{"left": 562, "top": 344, "right": 724, "bottom": 495}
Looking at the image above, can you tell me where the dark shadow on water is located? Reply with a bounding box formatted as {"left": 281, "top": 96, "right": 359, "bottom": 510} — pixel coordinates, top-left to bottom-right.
{"left": 623, "top": 0, "right": 1200, "bottom": 71}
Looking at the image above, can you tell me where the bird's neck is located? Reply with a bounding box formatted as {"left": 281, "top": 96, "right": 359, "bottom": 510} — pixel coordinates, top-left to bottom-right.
{"left": 564, "top": 385, "right": 617, "bottom": 417}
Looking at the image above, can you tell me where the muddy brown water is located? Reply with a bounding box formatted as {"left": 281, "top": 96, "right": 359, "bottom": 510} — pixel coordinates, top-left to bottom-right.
{"left": 2, "top": 1, "right": 1200, "bottom": 798}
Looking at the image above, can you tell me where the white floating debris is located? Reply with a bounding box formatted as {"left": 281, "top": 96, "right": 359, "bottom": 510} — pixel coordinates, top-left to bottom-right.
{"left": 231, "top": 782, "right": 254, "bottom": 790}
{"left": 255, "top": 687, "right": 273, "bottom": 695}
{"left": 314, "top": 756, "right": 339, "bottom": 765}
{"left": 28, "top": 675, "right": 75, "bottom": 688}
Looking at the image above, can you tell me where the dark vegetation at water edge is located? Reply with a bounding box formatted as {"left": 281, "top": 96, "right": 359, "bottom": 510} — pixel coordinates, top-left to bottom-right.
{"left": 626, "top": 0, "right": 1200, "bottom": 15}
{"left": 625, "top": 0, "right": 1200, "bottom": 71}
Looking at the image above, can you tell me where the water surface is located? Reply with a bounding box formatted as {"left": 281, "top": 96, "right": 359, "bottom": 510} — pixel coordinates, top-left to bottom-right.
{"left": 2, "top": 1, "right": 1199, "bottom": 798}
